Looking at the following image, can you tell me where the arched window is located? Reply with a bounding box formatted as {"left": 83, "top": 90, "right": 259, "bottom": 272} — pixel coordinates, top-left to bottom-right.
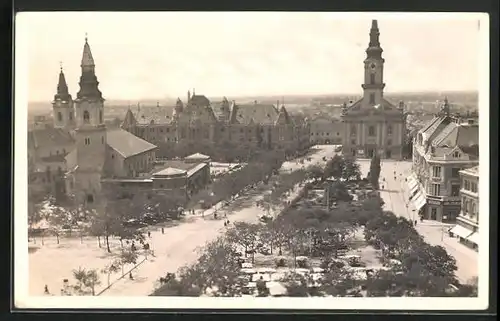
{"left": 471, "top": 203, "right": 476, "bottom": 215}
{"left": 99, "top": 110, "right": 103, "bottom": 124}
{"left": 368, "top": 126, "right": 375, "bottom": 136}
{"left": 57, "top": 112, "right": 62, "bottom": 122}
{"left": 83, "top": 110, "right": 90, "bottom": 124}
{"left": 387, "top": 125, "right": 393, "bottom": 135}
{"left": 370, "top": 73, "right": 375, "bottom": 84}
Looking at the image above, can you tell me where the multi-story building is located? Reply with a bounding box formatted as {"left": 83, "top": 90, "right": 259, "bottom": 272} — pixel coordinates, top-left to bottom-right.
{"left": 448, "top": 166, "right": 479, "bottom": 250}
{"left": 341, "top": 20, "right": 406, "bottom": 159}
{"left": 309, "top": 116, "right": 343, "bottom": 145}
{"left": 120, "top": 95, "right": 311, "bottom": 159}
{"left": 408, "top": 101, "right": 479, "bottom": 222}
{"left": 28, "top": 37, "right": 211, "bottom": 209}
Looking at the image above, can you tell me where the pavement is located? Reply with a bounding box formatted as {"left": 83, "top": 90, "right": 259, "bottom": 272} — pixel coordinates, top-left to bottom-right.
{"left": 357, "top": 159, "right": 478, "bottom": 283}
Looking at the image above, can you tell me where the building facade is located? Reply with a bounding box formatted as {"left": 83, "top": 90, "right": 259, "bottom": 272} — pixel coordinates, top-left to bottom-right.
{"left": 341, "top": 20, "right": 406, "bottom": 160}
{"left": 120, "top": 95, "right": 311, "bottom": 160}
{"left": 309, "top": 116, "right": 344, "bottom": 145}
{"left": 409, "top": 102, "right": 479, "bottom": 222}
{"left": 448, "top": 166, "right": 479, "bottom": 250}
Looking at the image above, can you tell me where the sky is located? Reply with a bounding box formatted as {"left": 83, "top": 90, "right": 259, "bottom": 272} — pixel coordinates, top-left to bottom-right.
{"left": 17, "top": 12, "right": 483, "bottom": 102}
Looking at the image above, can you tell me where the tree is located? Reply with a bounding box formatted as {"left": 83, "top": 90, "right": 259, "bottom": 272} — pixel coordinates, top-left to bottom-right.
{"left": 341, "top": 157, "right": 361, "bottom": 181}
{"left": 117, "top": 249, "right": 139, "bottom": 275}
{"left": 326, "top": 181, "right": 353, "bottom": 204}
{"left": 152, "top": 236, "right": 243, "bottom": 297}
{"left": 72, "top": 267, "right": 101, "bottom": 296}
{"left": 307, "top": 165, "right": 324, "bottom": 182}
{"left": 101, "top": 262, "right": 120, "bottom": 286}
{"left": 323, "top": 154, "right": 345, "bottom": 180}
{"left": 368, "top": 153, "right": 381, "bottom": 189}
{"left": 226, "top": 222, "right": 260, "bottom": 263}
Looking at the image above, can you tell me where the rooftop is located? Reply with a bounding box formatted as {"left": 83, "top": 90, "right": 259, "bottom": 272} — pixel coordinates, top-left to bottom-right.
{"left": 28, "top": 127, "right": 74, "bottom": 149}
{"left": 106, "top": 128, "right": 157, "bottom": 158}
{"left": 185, "top": 153, "right": 210, "bottom": 160}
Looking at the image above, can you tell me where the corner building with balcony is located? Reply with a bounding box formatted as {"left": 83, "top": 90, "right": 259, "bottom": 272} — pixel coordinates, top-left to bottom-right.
{"left": 341, "top": 20, "right": 406, "bottom": 159}
{"left": 409, "top": 102, "right": 479, "bottom": 223}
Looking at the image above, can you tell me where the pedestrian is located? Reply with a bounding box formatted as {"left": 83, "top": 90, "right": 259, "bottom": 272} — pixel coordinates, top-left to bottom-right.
{"left": 129, "top": 272, "right": 134, "bottom": 280}
{"left": 148, "top": 231, "right": 151, "bottom": 238}
{"left": 224, "top": 221, "right": 227, "bottom": 227}
{"left": 227, "top": 220, "right": 230, "bottom": 225}
{"left": 161, "top": 227, "right": 164, "bottom": 234}
{"left": 414, "top": 220, "right": 417, "bottom": 226}
{"left": 44, "top": 285, "right": 49, "bottom": 294}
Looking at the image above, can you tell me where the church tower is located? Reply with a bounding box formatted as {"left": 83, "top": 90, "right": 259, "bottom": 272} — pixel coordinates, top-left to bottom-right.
{"left": 73, "top": 35, "right": 107, "bottom": 205}
{"left": 362, "top": 20, "right": 385, "bottom": 107}
{"left": 52, "top": 65, "right": 75, "bottom": 129}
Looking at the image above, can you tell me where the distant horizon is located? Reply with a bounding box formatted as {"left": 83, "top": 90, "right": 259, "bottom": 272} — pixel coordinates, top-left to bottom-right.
{"left": 28, "top": 90, "right": 479, "bottom": 106}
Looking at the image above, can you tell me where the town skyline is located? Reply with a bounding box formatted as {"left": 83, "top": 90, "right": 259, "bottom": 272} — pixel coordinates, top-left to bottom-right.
{"left": 19, "top": 12, "right": 481, "bottom": 102}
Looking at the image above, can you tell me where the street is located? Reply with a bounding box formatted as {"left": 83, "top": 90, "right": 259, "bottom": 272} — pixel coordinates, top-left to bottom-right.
{"left": 29, "top": 145, "right": 336, "bottom": 296}
{"left": 357, "top": 159, "right": 478, "bottom": 283}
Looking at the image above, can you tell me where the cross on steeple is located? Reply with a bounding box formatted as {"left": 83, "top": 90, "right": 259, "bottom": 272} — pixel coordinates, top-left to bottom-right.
{"left": 59, "top": 61, "right": 63, "bottom": 71}
{"left": 85, "top": 32, "right": 88, "bottom": 42}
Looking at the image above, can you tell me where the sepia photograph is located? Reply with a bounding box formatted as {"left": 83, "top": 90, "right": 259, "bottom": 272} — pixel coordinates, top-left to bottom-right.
{"left": 14, "top": 11, "right": 490, "bottom": 310}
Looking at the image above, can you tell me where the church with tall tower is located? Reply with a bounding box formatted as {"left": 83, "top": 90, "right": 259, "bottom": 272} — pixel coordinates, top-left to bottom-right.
{"left": 341, "top": 20, "right": 406, "bottom": 159}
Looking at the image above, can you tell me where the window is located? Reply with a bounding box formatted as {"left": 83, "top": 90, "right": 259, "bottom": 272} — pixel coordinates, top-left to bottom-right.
{"left": 111, "top": 154, "right": 114, "bottom": 159}
{"left": 99, "top": 110, "right": 103, "bottom": 123}
{"left": 69, "top": 112, "right": 73, "bottom": 120}
{"left": 431, "top": 208, "right": 437, "bottom": 219}
{"left": 464, "top": 179, "right": 471, "bottom": 191}
{"left": 471, "top": 203, "right": 476, "bottom": 216}
{"left": 336, "top": 132, "right": 340, "bottom": 136}
{"left": 369, "top": 93, "right": 375, "bottom": 105}
{"left": 350, "top": 125, "right": 357, "bottom": 136}
{"left": 63, "top": 148, "right": 66, "bottom": 153}
{"left": 83, "top": 110, "right": 90, "bottom": 123}
{"left": 56, "top": 150, "right": 59, "bottom": 155}
{"left": 387, "top": 125, "right": 393, "bottom": 136}
{"left": 451, "top": 168, "right": 460, "bottom": 178}
{"left": 387, "top": 139, "right": 392, "bottom": 146}
{"left": 86, "top": 194, "right": 94, "bottom": 203}
{"left": 84, "top": 137, "right": 91, "bottom": 145}
{"left": 240, "top": 128, "right": 244, "bottom": 133}
{"left": 368, "top": 126, "right": 375, "bottom": 136}
{"left": 351, "top": 139, "right": 356, "bottom": 145}
{"left": 432, "top": 166, "right": 442, "bottom": 178}
{"left": 57, "top": 112, "right": 62, "bottom": 122}
{"left": 431, "top": 184, "right": 441, "bottom": 196}
{"left": 451, "top": 184, "right": 460, "bottom": 196}
{"left": 370, "top": 73, "right": 375, "bottom": 85}
{"left": 471, "top": 182, "right": 478, "bottom": 193}
{"left": 453, "top": 151, "right": 460, "bottom": 158}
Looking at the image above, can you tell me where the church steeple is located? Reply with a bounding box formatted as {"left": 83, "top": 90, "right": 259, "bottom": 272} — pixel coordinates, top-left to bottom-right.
{"left": 76, "top": 34, "right": 103, "bottom": 101}
{"left": 52, "top": 64, "right": 74, "bottom": 129}
{"left": 54, "top": 64, "right": 71, "bottom": 102}
{"left": 362, "top": 19, "right": 385, "bottom": 107}
{"left": 366, "top": 19, "right": 383, "bottom": 59}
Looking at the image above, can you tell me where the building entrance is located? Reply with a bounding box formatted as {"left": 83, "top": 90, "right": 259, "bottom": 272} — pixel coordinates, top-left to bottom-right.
{"left": 368, "top": 149, "right": 374, "bottom": 158}
{"left": 386, "top": 150, "right": 392, "bottom": 159}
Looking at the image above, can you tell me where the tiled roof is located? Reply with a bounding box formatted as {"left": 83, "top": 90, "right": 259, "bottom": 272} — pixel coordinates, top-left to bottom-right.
{"left": 185, "top": 153, "right": 210, "bottom": 160}
{"left": 153, "top": 167, "right": 187, "bottom": 177}
{"left": 431, "top": 123, "right": 479, "bottom": 149}
{"left": 189, "top": 95, "right": 210, "bottom": 106}
{"left": 421, "top": 116, "right": 451, "bottom": 142}
{"left": 135, "top": 106, "right": 175, "bottom": 125}
{"left": 28, "top": 127, "right": 74, "bottom": 149}
{"left": 106, "top": 128, "right": 157, "bottom": 158}
{"left": 121, "top": 109, "right": 137, "bottom": 128}
{"left": 230, "top": 103, "right": 279, "bottom": 125}
{"left": 344, "top": 98, "right": 399, "bottom": 113}
{"left": 276, "top": 106, "right": 292, "bottom": 125}
{"left": 154, "top": 160, "right": 199, "bottom": 171}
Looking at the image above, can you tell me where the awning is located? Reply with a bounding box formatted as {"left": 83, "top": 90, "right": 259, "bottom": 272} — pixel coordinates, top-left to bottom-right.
{"left": 409, "top": 183, "right": 420, "bottom": 199}
{"left": 413, "top": 193, "right": 427, "bottom": 211}
{"left": 466, "top": 232, "right": 480, "bottom": 245}
{"left": 408, "top": 178, "right": 418, "bottom": 191}
{"left": 449, "top": 225, "right": 473, "bottom": 239}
